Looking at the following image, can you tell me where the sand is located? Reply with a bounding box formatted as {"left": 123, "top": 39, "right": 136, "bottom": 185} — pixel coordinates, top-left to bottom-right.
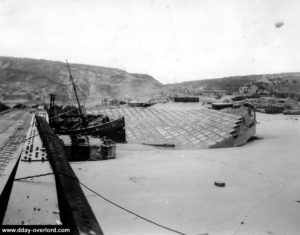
{"left": 72, "top": 113, "right": 300, "bottom": 235}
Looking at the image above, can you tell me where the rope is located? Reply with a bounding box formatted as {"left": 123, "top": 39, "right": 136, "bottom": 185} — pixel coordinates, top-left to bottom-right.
{"left": 59, "top": 172, "right": 187, "bottom": 235}
{"left": 78, "top": 181, "right": 187, "bottom": 235}
{"left": 14, "top": 172, "right": 54, "bottom": 181}
{"left": 11, "top": 133, "right": 40, "bottom": 145}
{"left": 16, "top": 170, "right": 187, "bottom": 235}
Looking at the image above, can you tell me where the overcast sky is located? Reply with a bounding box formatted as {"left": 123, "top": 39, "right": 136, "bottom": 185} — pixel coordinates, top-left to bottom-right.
{"left": 0, "top": 0, "right": 299, "bottom": 83}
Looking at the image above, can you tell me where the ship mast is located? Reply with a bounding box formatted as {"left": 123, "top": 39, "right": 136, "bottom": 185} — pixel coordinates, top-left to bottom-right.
{"left": 66, "top": 59, "right": 86, "bottom": 126}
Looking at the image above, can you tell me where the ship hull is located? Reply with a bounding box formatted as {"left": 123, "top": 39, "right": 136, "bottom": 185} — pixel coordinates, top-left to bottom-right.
{"left": 55, "top": 117, "right": 126, "bottom": 143}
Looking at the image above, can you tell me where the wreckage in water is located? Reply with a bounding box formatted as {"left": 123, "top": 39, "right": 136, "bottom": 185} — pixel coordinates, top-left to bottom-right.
{"left": 48, "top": 61, "right": 126, "bottom": 143}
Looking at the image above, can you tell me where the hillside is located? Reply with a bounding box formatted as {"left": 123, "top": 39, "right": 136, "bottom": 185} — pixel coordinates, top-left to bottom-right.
{"left": 1, "top": 56, "right": 300, "bottom": 104}
{"left": 0, "top": 56, "right": 164, "bottom": 103}
{"left": 166, "top": 73, "right": 300, "bottom": 98}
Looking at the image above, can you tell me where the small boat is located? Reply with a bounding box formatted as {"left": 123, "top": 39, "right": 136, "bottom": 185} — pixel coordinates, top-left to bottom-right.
{"left": 211, "top": 103, "right": 233, "bottom": 110}
{"left": 283, "top": 110, "right": 300, "bottom": 115}
{"left": 48, "top": 60, "right": 126, "bottom": 143}
{"left": 174, "top": 97, "right": 199, "bottom": 102}
{"left": 265, "top": 105, "right": 284, "bottom": 114}
{"left": 56, "top": 117, "right": 126, "bottom": 142}
{"left": 128, "top": 101, "right": 155, "bottom": 107}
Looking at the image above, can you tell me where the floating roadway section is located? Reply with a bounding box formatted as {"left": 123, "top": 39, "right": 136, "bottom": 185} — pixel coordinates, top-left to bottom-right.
{"left": 90, "top": 106, "right": 255, "bottom": 148}
{"left": 0, "top": 110, "right": 31, "bottom": 223}
{"left": 3, "top": 112, "right": 60, "bottom": 225}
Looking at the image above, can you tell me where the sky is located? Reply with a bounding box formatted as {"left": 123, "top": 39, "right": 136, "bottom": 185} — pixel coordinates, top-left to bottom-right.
{"left": 0, "top": 0, "right": 299, "bottom": 84}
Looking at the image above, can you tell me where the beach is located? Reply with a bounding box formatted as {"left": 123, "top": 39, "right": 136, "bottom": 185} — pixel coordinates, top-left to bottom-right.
{"left": 72, "top": 112, "right": 300, "bottom": 235}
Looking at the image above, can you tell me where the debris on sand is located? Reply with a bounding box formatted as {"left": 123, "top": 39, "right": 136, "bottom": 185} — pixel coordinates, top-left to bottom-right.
{"left": 214, "top": 181, "right": 226, "bottom": 187}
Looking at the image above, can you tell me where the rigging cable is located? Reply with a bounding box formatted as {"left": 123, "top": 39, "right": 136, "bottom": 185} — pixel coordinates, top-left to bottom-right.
{"left": 14, "top": 169, "right": 188, "bottom": 235}
{"left": 11, "top": 117, "right": 188, "bottom": 235}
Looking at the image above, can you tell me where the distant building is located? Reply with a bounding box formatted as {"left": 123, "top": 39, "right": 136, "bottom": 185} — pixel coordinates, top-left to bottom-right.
{"left": 248, "top": 85, "right": 258, "bottom": 95}
{"left": 170, "top": 87, "right": 227, "bottom": 98}
{"left": 169, "top": 87, "right": 189, "bottom": 94}
{"left": 239, "top": 85, "right": 258, "bottom": 95}
{"left": 239, "top": 86, "right": 249, "bottom": 94}
{"left": 201, "top": 89, "right": 227, "bottom": 97}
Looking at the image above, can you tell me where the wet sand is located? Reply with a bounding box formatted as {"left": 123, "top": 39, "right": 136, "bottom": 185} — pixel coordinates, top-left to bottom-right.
{"left": 72, "top": 112, "right": 300, "bottom": 235}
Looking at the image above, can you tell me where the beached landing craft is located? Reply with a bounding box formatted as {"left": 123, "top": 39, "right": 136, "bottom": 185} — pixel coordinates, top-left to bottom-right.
{"left": 48, "top": 61, "right": 126, "bottom": 143}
